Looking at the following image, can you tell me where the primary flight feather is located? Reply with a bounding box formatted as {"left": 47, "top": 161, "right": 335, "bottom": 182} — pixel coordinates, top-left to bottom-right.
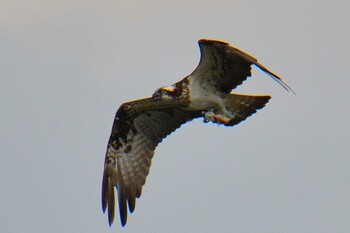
{"left": 102, "top": 39, "right": 293, "bottom": 227}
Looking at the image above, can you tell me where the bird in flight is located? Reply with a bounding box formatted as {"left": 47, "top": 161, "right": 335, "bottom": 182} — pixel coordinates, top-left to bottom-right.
{"left": 101, "top": 39, "right": 293, "bottom": 227}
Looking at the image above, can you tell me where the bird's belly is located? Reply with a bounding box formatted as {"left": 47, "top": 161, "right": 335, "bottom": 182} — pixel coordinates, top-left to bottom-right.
{"left": 188, "top": 86, "right": 224, "bottom": 111}
{"left": 186, "top": 75, "right": 228, "bottom": 112}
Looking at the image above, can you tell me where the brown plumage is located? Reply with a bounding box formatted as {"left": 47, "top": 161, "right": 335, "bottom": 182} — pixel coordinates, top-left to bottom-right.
{"left": 102, "top": 39, "right": 293, "bottom": 227}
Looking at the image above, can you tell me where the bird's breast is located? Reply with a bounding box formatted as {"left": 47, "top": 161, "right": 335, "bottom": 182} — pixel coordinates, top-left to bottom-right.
{"left": 187, "top": 77, "right": 225, "bottom": 111}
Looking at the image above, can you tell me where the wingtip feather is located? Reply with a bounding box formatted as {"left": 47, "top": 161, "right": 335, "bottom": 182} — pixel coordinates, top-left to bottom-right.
{"left": 102, "top": 165, "right": 116, "bottom": 226}
{"left": 107, "top": 177, "right": 115, "bottom": 226}
{"left": 255, "top": 62, "right": 296, "bottom": 95}
{"left": 118, "top": 189, "right": 128, "bottom": 227}
{"left": 101, "top": 175, "right": 107, "bottom": 213}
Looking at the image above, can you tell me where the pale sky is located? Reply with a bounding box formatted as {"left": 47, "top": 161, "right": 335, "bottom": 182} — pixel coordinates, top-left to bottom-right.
{"left": 1, "top": 1, "right": 349, "bottom": 232}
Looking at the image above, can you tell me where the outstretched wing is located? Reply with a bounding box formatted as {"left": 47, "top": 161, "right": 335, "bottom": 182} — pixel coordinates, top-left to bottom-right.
{"left": 223, "top": 93, "right": 271, "bottom": 127}
{"left": 102, "top": 98, "right": 199, "bottom": 227}
{"left": 191, "top": 39, "right": 294, "bottom": 93}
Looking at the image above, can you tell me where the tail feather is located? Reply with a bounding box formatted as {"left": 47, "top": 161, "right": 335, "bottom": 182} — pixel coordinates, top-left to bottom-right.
{"left": 224, "top": 93, "right": 271, "bottom": 127}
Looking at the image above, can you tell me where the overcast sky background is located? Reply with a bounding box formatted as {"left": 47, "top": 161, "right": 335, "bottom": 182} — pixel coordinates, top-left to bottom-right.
{"left": 1, "top": 1, "right": 349, "bottom": 232}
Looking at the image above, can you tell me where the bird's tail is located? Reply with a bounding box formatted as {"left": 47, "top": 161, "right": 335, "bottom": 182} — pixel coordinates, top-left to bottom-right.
{"left": 223, "top": 93, "right": 271, "bottom": 127}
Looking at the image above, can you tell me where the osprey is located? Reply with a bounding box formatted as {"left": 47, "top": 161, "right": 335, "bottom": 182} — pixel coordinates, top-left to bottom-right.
{"left": 102, "top": 39, "right": 293, "bottom": 227}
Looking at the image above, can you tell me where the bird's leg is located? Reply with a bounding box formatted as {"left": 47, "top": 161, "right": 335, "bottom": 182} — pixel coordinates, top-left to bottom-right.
{"left": 202, "top": 108, "right": 234, "bottom": 125}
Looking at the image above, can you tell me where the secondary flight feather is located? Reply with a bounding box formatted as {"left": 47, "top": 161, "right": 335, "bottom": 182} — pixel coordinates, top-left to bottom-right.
{"left": 101, "top": 39, "right": 293, "bottom": 227}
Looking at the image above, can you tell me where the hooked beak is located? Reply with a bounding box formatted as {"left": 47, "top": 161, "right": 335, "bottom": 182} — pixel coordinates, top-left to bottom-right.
{"left": 152, "top": 92, "right": 161, "bottom": 101}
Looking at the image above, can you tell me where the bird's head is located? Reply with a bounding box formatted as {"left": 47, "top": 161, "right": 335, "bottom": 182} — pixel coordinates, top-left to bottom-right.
{"left": 152, "top": 85, "right": 177, "bottom": 101}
